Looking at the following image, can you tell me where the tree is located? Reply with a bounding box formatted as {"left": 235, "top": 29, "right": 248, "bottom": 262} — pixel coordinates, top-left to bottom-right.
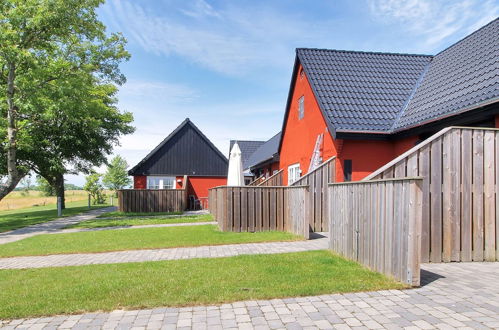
{"left": 36, "top": 176, "right": 55, "bottom": 197}
{"left": 83, "top": 173, "right": 106, "bottom": 205}
{"left": 0, "top": 0, "right": 133, "bottom": 202}
{"left": 103, "top": 155, "right": 131, "bottom": 194}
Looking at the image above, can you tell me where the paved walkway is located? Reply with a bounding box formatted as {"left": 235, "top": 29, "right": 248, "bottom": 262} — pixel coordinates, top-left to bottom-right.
{"left": 0, "top": 207, "right": 116, "bottom": 245}
{"left": 48, "top": 221, "right": 217, "bottom": 235}
{"left": 1, "top": 262, "right": 498, "bottom": 329}
{"left": 0, "top": 234, "right": 329, "bottom": 269}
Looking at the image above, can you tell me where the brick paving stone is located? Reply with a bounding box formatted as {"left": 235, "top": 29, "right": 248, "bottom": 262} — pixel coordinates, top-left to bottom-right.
{"left": 0, "top": 236, "right": 328, "bottom": 269}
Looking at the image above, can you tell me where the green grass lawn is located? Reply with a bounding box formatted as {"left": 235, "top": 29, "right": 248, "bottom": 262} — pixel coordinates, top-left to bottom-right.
{"left": 0, "top": 250, "right": 406, "bottom": 319}
{"left": 97, "top": 211, "right": 183, "bottom": 218}
{"left": 67, "top": 214, "right": 214, "bottom": 229}
{"left": 0, "top": 200, "right": 109, "bottom": 233}
{"left": 0, "top": 225, "right": 300, "bottom": 257}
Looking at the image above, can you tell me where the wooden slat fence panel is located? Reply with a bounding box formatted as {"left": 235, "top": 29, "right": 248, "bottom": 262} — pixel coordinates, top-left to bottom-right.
{"left": 257, "top": 169, "right": 283, "bottom": 187}
{"left": 364, "top": 126, "right": 499, "bottom": 262}
{"left": 208, "top": 186, "right": 309, "bottom": 238}
{"left": 291, "top": 156, "right": 336, "bottom": 232}
{"left": 118, "top": 189, "right": 187, "bottom": 213}
{"left": 329, "top": 178, "right": 423, "bottom": 286}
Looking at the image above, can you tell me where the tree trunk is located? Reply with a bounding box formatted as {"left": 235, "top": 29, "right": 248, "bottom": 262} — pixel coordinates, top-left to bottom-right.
{"left": 0, "top": 62, "right": 24, "bottom": 200}
{"left": 55, "top": 173, "right": 65, "bottom": 209}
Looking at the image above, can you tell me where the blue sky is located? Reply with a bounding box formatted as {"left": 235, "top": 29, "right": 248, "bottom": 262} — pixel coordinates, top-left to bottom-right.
{"left": 66, "top": 0, "right": 498, "bottom": 185}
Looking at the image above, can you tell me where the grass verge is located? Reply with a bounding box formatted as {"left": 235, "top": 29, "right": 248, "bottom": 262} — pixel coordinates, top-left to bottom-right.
{"left": 0, "top": 200, "right": 109, "bottom": 233}
{"left": 0, "top": 250, "right": 406, "bottom": 319}
{"left": 97, "top": 211, "right": 182, "bottom": 218}
{"left": 67, "top": 214, "right": 214, "bottom": 229}
{"left": 0, "top": 225, "right": 300, "bottom": 257}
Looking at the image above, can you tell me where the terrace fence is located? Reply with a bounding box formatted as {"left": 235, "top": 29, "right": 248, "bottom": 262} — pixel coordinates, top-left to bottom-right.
{"left": 291, "top": 156, "right": 336, "bottom": 232}
{"left": 208, "top": 186, "right": 309, "bottom": 238}
{"left": 257, "top": 169, "right": 283, "bottom": 186}
{"left": 365, "top": 127, "right": 499, "bottom": 262}
{"left": 329, "top": 178, "right": 423, "bottom": 286}
{"left": 117, "top": 189, "right": 187, "bottom": 213}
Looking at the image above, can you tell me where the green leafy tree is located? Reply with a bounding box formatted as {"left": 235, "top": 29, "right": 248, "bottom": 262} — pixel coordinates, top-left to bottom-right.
{"left": 83, "top": 173, "right": 106, "bottom": 205}
{"left": 0, "top": 0, "right": 134, "bottom": 203}
{"left": 103, "top": 155, "right": 131, "bottom": 194}
{"left": 36, "top": 176, "right": 55, "bottom": 197}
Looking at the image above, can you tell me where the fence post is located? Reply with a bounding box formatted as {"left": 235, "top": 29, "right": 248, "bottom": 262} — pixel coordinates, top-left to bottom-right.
{"left": 57, "top": 197, "right": 62, "bottom": 217}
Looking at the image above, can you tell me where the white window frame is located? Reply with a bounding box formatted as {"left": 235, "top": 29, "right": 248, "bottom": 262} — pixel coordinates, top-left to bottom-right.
{"left": 146, "top": 176, "right": 176, "bottom": 189}
{"left": 288, "top": 163, "right": 301, "bottom": 185}
{"left": 298, "top": 95, "right": 305, "bottom": 120}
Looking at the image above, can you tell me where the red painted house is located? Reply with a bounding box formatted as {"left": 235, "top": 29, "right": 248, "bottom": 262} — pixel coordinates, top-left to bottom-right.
{"left": 128, "top": 118, "right": 227, "bottom": 203}
{"left": 279, "top": 18, "right": 499, "bottom": 185}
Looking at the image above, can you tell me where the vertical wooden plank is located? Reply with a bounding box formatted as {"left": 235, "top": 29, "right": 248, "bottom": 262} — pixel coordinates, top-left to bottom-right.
{"left": 255, "top": 188, "right": 262, "bottom": 232}
{"left": 384, "top": 181, "right": 393, "bottom": 275}
{"left": 269, "top": 188, "right": 277, "bottom": 231}
{"left": 430, "top": 138, "right": 443, "bottom": 262}
{"left": 461, "top": 129, "right": 473, "bottom": 261}
{"left": 496, "top": 131, "right": 499, "bottom": 261}
{"left": 442, "top": 132, "right": 452, "bottom": 262}
{"left": 494, "top": 131, "right": 499, "bottom": 261}
{"left": 241, "top": 188, "right": 248, "bottom": 232}
{"left": 283, "top": 188, "right": 289, "bottom": 231}
{"left": 248, "top": 188, "right": 255, "bottom": 232}
{"left": 277, "top": 188, "right": 284, "bottom": 231}
{"left": 473, "top": 130, "right": 484, "bottom": 261}
{"left": 483, "top": 130, "right": 496, "bottom": 261}
{"left": 233, "top": 187, "right": 241, "bottom": 232}
{"left": 407, "top": 180, "right": 422, "bottom": 286}
{"left": 310, "top": 173, "right": 317, "bottom": 232}
{"left": 394, "top": 160, "right": 406, "bottom": 177}
{"left": 263, "top": 188, "right": 270, "bottom": 231}
{"left": 450, "top": 129, "right": 461, "bottom": 261}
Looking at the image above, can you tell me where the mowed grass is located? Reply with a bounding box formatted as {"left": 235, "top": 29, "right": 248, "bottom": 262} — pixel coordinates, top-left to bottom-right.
{"left": 0, "top": 250, "right": 406, "bottom": 319}
{"left": 0, "top": 225, "right": 300, "bottom": 257}
{"left": 96, "top": 211, "right": 183, "bottom": 218}
{"left": 0, "top": 200, "right": 109, "bottom": 233}
{"left": 68, "top": 214, "right": 214, "bottom": 229}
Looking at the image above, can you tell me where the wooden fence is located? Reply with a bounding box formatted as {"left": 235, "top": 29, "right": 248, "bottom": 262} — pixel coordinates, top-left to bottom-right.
{"left": 329, "top": 178, "right": 423, "bottom": 286}
{"left": 118, "top": 189, "right": 187, "bottom": 213}
{"left": 365, "top": 126, "right": 499, "bottom": 262}
{"left": 208, "top": 186, "right": 309, "bottom": 238}
{"left": 291, "top": 156, "right": 336, "bottom": 232}
{"left": 257, "top": 169, "right": 283, "bottom": 186}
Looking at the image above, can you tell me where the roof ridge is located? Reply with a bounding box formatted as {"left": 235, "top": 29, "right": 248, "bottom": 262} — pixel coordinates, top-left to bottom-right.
{"left": 297, "top": 48, "right": 433, "bottom": 58}
{"left": 390, "top": 60, "right": 433, "bottom": 131}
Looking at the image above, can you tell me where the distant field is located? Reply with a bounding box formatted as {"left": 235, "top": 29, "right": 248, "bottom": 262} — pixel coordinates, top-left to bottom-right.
{"left": 0, "top": 190, "right": 111, "bottom": 212}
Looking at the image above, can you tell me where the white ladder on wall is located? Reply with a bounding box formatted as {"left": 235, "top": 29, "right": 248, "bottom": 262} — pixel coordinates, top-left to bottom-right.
{"left": 308, "top": 133, "right": 323, "bottom": 173}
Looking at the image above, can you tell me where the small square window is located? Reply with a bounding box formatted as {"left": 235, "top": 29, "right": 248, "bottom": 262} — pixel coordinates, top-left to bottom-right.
{"left": 298, "top": 96, "right": 304, "bottom": 120}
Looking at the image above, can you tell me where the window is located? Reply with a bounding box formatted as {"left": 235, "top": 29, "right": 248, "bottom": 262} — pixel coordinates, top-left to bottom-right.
{"left": 147, "top": 176, "right": 175, "bottom": 189}
{"left": 288, "top": 163, "right": 301, "bottom": 185}
{"left": 298, "top": 96, "right": 304, "bottom": 120}
{"left": 343, "top": 160, "right": 352, "bottom": 182}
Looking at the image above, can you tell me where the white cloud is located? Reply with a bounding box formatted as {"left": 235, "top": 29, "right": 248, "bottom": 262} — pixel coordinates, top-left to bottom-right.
{"left": 118, "top": 80, "right": 198, "bottom": 103}
{"left": 368, "top": 0, "right": 499, "bottom": 50}
{"left": 180, "top": 0, "right": 221, "bottom": 19}
{"left": 101, "top": 0, "right": 337, "bottom": 76}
